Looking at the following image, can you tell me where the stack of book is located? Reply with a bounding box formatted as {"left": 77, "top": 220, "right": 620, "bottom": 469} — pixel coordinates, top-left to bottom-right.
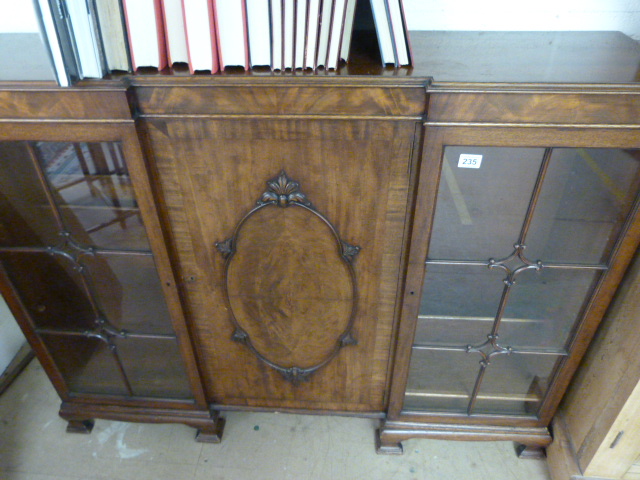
{"left": 34, "top": 0, "right": 411, "bottom": 86}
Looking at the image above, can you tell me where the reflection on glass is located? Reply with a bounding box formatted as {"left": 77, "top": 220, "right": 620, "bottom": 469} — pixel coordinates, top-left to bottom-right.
{"left": 526, "top": 149, "right": 640, "bottom": 264}
{"left": 404, "top": 349, "right": 478, "bottom": 413}
{"left": 83, "top": 254, "right": 174, "bottom": 335}
{"left": 34, "top": 142, "right": 150, "bottom": 251}
{"left": 0, "top": 251, "right": 95, "bottom": 331}
{"left": 474, "top": 354, "right": 560, "bottom": 416}
{"left": 116, "top": 338, "right": 193, "bottom": 399}
{"left": 418, "top": 264, "right": 504, "bottom": 346}
{"left": 0, "top": 142, "right": 60, "bottom": 247}
{"left": 420, "top": 264, "right": 504, "bottom": 319}
{"left": 501, "top": 268, "right": 601, "bottom": 349}
{"left": 427, "top": 146, "right": 545, "bottom": 261}
{"left": 42, "top": 334, "right": 129, "bottom": 396}
{"left": 0, "top": 141, "right": 191, "bottom": 400}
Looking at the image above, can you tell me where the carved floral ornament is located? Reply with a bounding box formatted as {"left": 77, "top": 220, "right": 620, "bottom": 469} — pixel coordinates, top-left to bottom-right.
{"left": 216, "top": 170, "right": 360, "bottom": 384}
{"left": 259, "top": 170, "right": 311, "bottom": 207}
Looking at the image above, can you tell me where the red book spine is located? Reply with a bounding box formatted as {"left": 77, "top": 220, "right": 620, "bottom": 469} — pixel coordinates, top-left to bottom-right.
{"left": 161, "top": 0, "right": 174, "bottom": 66}
{"left": 122, "top": 0, "right": 168, "bottom": 71}
{"left": 211, "top": 0, "right": 224, "bottom": 70}
{"left": 154, "top": 0, "right": 168, "bottom": 70}
{"left": 212, "top": 1, "right": 249, "bottom": 71}
{"left": 121, "top": 0, "right": 137, "bottom": 70}
{"left": 181, "top": 0, "right": 195, "bottom": 74}
{"left": 240, "top": 0, "right": 250, "bottom": 70}
{"left": 208, "top": 0, "right": 220, "bottom": 73}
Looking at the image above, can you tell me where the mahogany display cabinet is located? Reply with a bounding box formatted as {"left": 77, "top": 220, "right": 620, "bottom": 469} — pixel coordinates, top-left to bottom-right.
{"left": 1, "top": 32, "right": 639, "bottom": 456}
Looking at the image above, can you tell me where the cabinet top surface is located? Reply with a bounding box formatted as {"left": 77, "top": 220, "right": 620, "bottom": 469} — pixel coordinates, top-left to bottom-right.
{"left": 405, "top": 31, "right": 640, "bottom": 85}
{"left": 125, "top": 31, "right": 640, "bottom": 87}
{"left": 1, "top": 31, "right": 639, "bottom": 88}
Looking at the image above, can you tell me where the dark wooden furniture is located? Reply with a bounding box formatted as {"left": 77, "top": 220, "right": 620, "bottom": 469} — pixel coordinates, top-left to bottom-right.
{"left": 1, "top": 31, "right": 639, "bottom": 455}
{"left": 0, "top": 87, "right": 223, "bottom": 441}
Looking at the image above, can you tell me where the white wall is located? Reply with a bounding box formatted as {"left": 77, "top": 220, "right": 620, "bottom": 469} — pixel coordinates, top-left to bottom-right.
{"left": 0, "top": 1, "right": 32, "bottom": 370}
{"left": 0, "top": 295, "right": 25, "bottom": 373}
{"left": 0, "top": 0, "right": 38, "bottom": 33}
{"left": 403, "top": 0, "right": 640, "bottom": 40}
{"left": 2, "top": 0, "right": 638, "bottom": 39}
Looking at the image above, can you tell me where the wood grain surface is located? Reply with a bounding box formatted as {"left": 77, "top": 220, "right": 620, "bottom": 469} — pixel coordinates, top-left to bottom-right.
{"left": 0, "top": 89, "right": 132, "bottom": 120}
{"left": 427, "top": 91, "right": 640, "bottom": 126}
{"left": 556, "top": 254, "right": 640, "bottom": 478}
{"left": 227, "top": 205, "right": 353, "bottom": 369}
{"left": 135, "top": 85, "right": 426, "bottom": 117}
{"left": 145, "top": 114, "right": 418, "bottom": 412}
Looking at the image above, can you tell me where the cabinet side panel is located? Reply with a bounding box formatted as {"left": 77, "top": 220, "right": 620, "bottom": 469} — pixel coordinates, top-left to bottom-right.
{"left": 146, "top": 117, "right": 416, "bottom": 411}
{"left": 561, "top": 253, "right": 640, "bottom": 472}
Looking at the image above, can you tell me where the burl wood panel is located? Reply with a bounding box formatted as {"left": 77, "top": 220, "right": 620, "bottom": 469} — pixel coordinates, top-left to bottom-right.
{"left": 227, "top": 206, "right": 353, "bottom": 369}
{"left": 427, "top": 91, "right": 640, "bottom": 126}
{"left": 134, "top": 85, "right": 426, "bottom": 117}
{"left": 145, "top": 117, "right": 418, "bottom": 412}
{"left": 0, "top": 88, "right": 132, "bottom": 120}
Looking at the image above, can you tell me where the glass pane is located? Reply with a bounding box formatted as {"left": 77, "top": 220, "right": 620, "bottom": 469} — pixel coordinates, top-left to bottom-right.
{"left": 403, "top": 348, "right": 480, "bottom": 413}
{"left": 82, "top": 253, "right": 174, "bottom": 335}
{"left": 415, "top": 316, "right": 547, "bottom": 352}
{"left": 419, "top": 264, "right": 504, "bottom": 346}
{"left": 0, "top": 142, "right": 60, "bottom": 247}
{"left": 428, "top": 146, "right": 545, "bottom": 261}
{"left": 0, "top": 140, "right": 194, "bottom": 402}
{"left": 34, "top": 142, "right": 150, "bottom": 251}
{"left": 0, "top": 251, "right": 95, "bottom": 331}
{"left": 500, "top": 268, "right": 601, "bottom": 349}
{"left": 525, "top": 148, "right": 640, "bottom": 264}
{"left": 116, "top": 338, "right": 193, "bottom": 399}
{"left": 474, "top": 353, "right": 561, "bottom": 416}
{"left": 41, "top": 333, "right": 128, "bottom": 396}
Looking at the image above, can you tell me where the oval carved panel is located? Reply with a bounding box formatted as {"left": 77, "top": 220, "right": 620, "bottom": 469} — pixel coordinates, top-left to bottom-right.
{"left": 216, "top": 171, "right": 359, "bottom": 383}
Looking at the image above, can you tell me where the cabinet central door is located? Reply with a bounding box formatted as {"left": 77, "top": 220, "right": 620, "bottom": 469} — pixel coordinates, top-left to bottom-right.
{"left": 143, "top": 115, "right": 419, "bottom": 412}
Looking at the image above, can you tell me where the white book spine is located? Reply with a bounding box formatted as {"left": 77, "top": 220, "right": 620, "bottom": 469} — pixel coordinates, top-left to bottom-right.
{"left": 93, "top": 0, "right": 130, "bottom": 71}
{"left": 123, "top": 0, "right": 161, "bottom": 69}
{"left": 304, "top": 0, "right": 320, "bottom": 70}
{"left": 163, "top": 0, "right": 188, "bottom": 65}
{"left": 326, "top": 0, "right": 346, "bottom": 69}
{"left": 270, "top": 0, "right": 282, "bottom": 70}
{"left": 35, "top": 0, "right": 70, "bottom": 86}
{"left": 293, "top": 0, "right": 306, "bottom": 69}
{"left": 246, "top": 0, "right": 271, "bottom": 67}
{"left": 182, "top": 0, "right": 214, "bottom": 71}
{"left": 282, "top": 0, "right": 294, "bottom": 69}
{"left": 339, "top": 0, "right": 356, "bottom": 62}
{"left": 370, "top": 0, "right": 395, "bottom": 65}
{"left": 216, "top": 1, "right": 247, "bottom": 68}
{"left": 387, "top": 0, "right": 408, "bottom": 65}
{"left": 315, "top": 0, "right": 333, "bottom": 68}
{"left": 66, "top": 0, "right": 103, "bottom": 77}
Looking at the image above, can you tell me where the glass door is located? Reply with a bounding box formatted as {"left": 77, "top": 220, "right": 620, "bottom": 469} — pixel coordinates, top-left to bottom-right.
{"left": 0, "top": 140, "right": 193, "bottom": 400}
{"left": 396, "top": 130, "right": 640, "bottom": 420}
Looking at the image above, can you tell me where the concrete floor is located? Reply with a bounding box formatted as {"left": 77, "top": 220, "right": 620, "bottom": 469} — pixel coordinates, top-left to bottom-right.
{"left": 0, "top": 360, "right": 551, "bottom": 480}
